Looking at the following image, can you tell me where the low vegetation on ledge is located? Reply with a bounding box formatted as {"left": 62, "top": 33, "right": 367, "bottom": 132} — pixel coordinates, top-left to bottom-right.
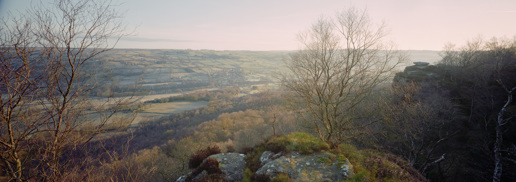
{"left": 265, "top": 132, "right": 330, "bottom": 155}
{"left": 180, "top": 132, "right": 426, "bottom": 182}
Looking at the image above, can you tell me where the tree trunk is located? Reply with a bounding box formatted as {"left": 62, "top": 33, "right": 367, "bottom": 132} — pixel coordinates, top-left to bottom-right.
{"left": 493, "top": 87, "right": 514, "bottom": 182}
{"left": 493, "top": 122, "right": 502, "bottom": 182}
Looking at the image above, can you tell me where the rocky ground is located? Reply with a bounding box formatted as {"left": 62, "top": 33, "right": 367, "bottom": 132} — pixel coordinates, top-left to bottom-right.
{"left": 176, "top": 132, "right": 426, "bottom": 182}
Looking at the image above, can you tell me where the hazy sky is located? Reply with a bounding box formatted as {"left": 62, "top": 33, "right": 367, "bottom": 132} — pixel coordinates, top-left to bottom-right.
{"left": 1, "top": 0, "right": 516, "bottom": 50}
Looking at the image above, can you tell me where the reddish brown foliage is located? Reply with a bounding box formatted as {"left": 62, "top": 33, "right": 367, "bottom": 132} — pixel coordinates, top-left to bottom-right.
{"left": 187, "top": 158, "right": 225, "bottom": 182}
{"left": 362, "top": 151, "right": 427, "bottom": 182}
{"left": 188, "top": 146, "right": 221, "bottom": 169}
{"left": 201, "top": 158, "right": 223, "bottom": 174}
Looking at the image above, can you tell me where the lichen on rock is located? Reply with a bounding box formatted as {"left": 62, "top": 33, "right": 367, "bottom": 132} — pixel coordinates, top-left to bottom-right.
{"left": 256, "top": 151, "right": 353, "bottom": 182}
{"left": 208, "top": 153, "right": 246, "bottom": 181}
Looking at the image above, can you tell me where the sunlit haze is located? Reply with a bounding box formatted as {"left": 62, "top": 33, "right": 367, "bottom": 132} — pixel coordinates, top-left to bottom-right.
{"left": 1, "top": 0, "right": 516, "bottom": 50}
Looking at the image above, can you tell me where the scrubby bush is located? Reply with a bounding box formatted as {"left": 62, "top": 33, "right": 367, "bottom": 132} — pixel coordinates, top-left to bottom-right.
{"left": 201, "top": 158, "right": 223, "bottom": 174}
{"left": 188, "top": 146, "right": 221, "bottom": 169}
{"left": 187, "top": 158, "right": 225, "bottom": 182}
{"left": 242, "top": 146, "right": 266, "bottom": 172}
{"left": 339, "top": 143, "right": 427, "bottom": 182}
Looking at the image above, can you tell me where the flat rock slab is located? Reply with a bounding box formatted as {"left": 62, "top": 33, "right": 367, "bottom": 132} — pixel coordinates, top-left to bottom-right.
{"left": 256, "top": 152, "right": 353, "bottom": 182}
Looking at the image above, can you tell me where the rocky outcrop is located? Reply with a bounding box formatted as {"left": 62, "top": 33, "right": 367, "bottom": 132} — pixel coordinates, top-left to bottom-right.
{"left": 176, "top": 132, "right": 427, "bottom": 181}
{"left": 256, "top": 151, "right": 353, "bottom": 182}
{"left": 394, "top": 61, "right": 439, "bottom": 84}
{"left": 177, "top": 151, "right": 353, "bottom": 182}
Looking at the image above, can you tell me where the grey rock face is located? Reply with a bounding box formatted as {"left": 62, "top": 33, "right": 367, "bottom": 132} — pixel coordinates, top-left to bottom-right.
{"left": 260, "top": 151, "right": 283, "bottom": 165}
{"left": 260, "top": 151, "right": 275, "bottom": 165}
{"left": 256, "top": 151, "right": 353, "bottom": 182}
{"left": 208, "top": 153, "right": 246, "bottom": 182}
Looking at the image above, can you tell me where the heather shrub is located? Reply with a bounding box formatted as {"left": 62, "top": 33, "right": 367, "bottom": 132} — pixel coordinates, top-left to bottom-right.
{"left": 188, "top": 158, "right": 225, "bottom": 182}
{"left": 188, "top": 146, "right": 221, "bottom": 169}
{"left": 266, "top": 132, "right": 329, "bottom": 154}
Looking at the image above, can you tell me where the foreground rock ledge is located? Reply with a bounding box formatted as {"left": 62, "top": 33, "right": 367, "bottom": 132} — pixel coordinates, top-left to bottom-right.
{"left": 177, "top": 151, "right": 353, "bottom": 182}
{"left": 257, "top": 151, "right": 353, "bottom": 181}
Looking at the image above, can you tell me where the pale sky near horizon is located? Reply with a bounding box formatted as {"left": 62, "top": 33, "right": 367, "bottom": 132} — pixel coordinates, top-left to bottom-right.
{"left": 1, "top": 0, "right": 516, "bottom": 50}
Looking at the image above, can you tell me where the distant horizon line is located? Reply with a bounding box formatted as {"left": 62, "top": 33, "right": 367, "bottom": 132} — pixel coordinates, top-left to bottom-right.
{"left": 0, "top": 46, "right": 444, "bottom": 52}
{"left": 110, "top": 47, "right": 444, "bottom": 52}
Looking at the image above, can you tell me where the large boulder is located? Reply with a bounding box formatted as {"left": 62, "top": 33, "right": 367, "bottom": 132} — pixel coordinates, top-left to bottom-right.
{"left": 256, "top": 151, "right": 353, "bottom": 182}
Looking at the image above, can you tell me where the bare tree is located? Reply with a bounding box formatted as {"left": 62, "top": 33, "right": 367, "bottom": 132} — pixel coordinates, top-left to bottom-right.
{"left": 281, "top": 7, "right": 404, "bottom": 147}
{"left": 0, "top": 0, "right": 130, "bottom": 181}
{"left": 0, "top": 14, "right": 47, "bottom": 181}
{"left": 493, "top": 78, "right": 515, "bottom": 182}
